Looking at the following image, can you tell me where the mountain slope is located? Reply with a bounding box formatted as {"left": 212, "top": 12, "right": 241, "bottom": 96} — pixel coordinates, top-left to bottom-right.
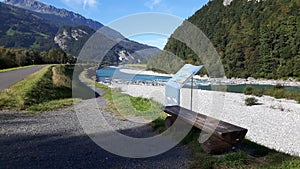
{"left": 0, "top": 2, "right": 59, "bottom": 51}
{"left": 0, "top": 1, "right": 160, "bottom": 63}
{"left": 4, "top": 0, "right": 103, "bottom": 30}
{"left": 152, "top": 0, "right": 300, "bottom": 79}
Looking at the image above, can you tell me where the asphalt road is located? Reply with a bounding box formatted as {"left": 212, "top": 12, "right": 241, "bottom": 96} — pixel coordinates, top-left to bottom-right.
{"left": 0, "top": 65, "right": 45, "bottom": 92}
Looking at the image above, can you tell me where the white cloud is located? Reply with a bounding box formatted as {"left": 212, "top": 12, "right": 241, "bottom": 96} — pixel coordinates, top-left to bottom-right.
{"left": 62, "top": 0, "right": 97, "bottom": 9}
{"left": 131, "top": 36, "right": 168, "bottom": 49}
{"left": 145, "top": 0, "right": 162, "bottom": 10}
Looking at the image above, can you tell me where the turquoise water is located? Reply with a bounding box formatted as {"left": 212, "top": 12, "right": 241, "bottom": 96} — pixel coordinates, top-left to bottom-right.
{"left": 96, "top": 67, "right": 171, "bottom": 83}
{"left": 96, "top": 67, "right": 300, "bottom": 93}
{"left": 196, "top": 84, "right": 300, "bottom": 93}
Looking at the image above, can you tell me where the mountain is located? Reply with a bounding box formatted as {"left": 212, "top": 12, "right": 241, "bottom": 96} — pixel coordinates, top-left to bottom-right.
{"left": 0, "top": 2, "right": 59, "bottom": 51}
{"left": 149, "top": 0, "right": 300, "bottom": 79}
{"left": 54, "top": 25, "right": 95, "bottom": 55}
{"left": 3, "top": 0, "right": 103, "bottom": 30}
{"left": 0, "top": 0, "right": 160, "bottom": 64}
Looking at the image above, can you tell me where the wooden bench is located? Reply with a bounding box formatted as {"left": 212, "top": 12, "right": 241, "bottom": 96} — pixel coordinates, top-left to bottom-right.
{"left": 162, "top": 105, "right": 248, "bottom": 154}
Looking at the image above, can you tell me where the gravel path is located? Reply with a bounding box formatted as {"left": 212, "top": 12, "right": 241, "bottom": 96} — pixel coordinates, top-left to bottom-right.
{"left": 0, "top": 65, "right": 45, "bottom": 92}
{"left": 0, "top": 96, "right": 190, "bottom": 169}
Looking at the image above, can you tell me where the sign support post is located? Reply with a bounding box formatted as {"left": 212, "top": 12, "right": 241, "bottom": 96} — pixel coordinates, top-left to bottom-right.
{"left": 191, "top": 77, "right": 193, "bottom": 110}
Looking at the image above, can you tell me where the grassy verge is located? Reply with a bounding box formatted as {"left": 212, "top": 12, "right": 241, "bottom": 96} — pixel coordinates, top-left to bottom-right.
{"left": 0, "top": 65, "right": 80, "bottom": 111}
{"left": 183, "top": 129, "right": 300, "bottom": 169}
{"left": 81, "top": 70, "right": 166, "bottom": 121}
{"left": 0, "top": 65, "right": 36, "bottom": 73}
{"left": 82, "top": 70, "right": 300, "bottom": 168}
{"left": 243, "top": 85, "right": 300, "bottom": 103}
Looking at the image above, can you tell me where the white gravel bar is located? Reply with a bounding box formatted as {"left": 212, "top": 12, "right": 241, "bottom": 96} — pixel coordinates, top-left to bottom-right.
{"left": 113, "top": 84, "right": 300, "bottom": 157}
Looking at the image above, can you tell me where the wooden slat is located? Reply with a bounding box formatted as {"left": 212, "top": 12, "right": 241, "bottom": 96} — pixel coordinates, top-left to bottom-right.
{"left": 162, "top": 106, "right": 248, "bottom": 144}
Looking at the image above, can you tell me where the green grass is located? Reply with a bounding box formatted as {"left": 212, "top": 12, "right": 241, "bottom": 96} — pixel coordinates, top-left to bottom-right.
{"left": 27, "top": 98, "right": 80, "bottom": 111}
{"left": 265, "top": 89, "right": 300, "bottom": 101}
{"left": 244, "top": 85, "right": 300, "bottom": 103}
{"left": 30, "top": 42, "right": 41, "bottom": 49}
{"left": 0, "top": 65, "right": 35, "bottom": 73}
{"left": 183, "top": 130, "right": 300, "bottom": 169}
{"left": 6, "top": 28, "right": 22, "bottom": 36}
{"left": 81, "top": 70, "right": 300, "bottom": 168}
{"left": 34, "top": 31, "right": 49, "bottom": 39}
{"left": 0, "top": 65, "right": 80, "bottom": 111}
{"left": 81, "top": 70, "right": 164, "bottom": 120}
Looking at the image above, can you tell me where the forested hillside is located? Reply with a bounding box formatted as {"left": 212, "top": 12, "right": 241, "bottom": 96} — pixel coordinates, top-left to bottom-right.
{"left": 148, "top": 0, "right": 300, "bottom": 79}
{"left": 0, "top": 2, "right": 59, "bottom": 51}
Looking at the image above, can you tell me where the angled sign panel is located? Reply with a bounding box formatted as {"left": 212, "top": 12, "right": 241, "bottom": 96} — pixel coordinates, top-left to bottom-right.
{"left": 165, "top": 64, "right": 204, "bottom": 106}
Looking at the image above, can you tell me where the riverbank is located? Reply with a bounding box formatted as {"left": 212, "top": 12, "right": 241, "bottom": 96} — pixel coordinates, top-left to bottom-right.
{"left": 119, "top": 66, "right": 300, "bottom": 87}
{"left": 119, "top": 67, "right": 172, "bottom": 77}
{"left": 111, "top": 83, "right": 300, "bottom": 157}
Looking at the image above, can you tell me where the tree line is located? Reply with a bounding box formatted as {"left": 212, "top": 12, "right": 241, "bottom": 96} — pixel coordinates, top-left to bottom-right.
{"left": 0, "top": 46, "right": 76, "bottom": 69}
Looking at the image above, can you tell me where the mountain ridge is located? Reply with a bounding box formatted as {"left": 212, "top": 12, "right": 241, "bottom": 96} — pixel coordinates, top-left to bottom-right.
{"left": 4, "top": 0, "right": 103, "bottom": 30}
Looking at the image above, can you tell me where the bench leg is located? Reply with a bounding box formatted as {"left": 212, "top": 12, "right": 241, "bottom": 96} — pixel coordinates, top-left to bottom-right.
{"left": 201, "top": 135, "right": 233, "bottom": 155}
{"left": 165, "top": 116, "right": 176, "bottom": 128}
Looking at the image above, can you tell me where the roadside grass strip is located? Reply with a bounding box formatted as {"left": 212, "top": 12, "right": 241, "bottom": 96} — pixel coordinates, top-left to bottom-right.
{"left": 0, "top": 65, "right": 80, "bottom": 111}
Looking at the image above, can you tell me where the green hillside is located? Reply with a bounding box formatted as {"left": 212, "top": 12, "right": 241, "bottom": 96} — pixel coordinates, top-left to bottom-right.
{"left": 148, "top": 0, "right": 300, "bottom": 80}
{"left": 0, "top": 3, "right": 59, "bottom": 51}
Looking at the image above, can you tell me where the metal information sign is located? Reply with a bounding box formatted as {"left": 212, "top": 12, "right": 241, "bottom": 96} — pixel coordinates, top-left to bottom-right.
{"left": 165, "top": 64, "right": 204, "bottom": 108}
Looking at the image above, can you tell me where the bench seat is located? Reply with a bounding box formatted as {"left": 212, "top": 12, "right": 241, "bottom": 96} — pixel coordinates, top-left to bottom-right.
{"left": 162, "top": 105, "right": 248, "bottom": 154}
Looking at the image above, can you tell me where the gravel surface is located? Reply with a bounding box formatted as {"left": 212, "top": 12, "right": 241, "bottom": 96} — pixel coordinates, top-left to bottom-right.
{"left": 0, "top": 96, "right": 191, "bottom": 169}
{"left": 116, "top": 84, "right": 300, "bottom": 157}
{"left": 0, "top": 65, "right": 45, "bottom": 92}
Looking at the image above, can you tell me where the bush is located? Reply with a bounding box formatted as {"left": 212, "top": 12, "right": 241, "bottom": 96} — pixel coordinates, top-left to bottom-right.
{"left": 274, "top": 83, "right": 284, "bottom": 90}
{"left": 245, "top": 97, "right": 258, "bottom": 106}
{"left": 297, "top": 97, "right": 300, "bottom": 104}
{"left": 272, "top": 89, "right": 286, "bottom": 99}
{"left": 243, "top": 86, "right": 254, "bottom": 95}
{"left": 253, "top": 89, "right": 264, "bottom": 97}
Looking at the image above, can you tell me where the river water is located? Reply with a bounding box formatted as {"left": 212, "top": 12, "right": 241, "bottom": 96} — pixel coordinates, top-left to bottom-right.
{"left": 96, "top": 67, "right": 300, "bottom": 93}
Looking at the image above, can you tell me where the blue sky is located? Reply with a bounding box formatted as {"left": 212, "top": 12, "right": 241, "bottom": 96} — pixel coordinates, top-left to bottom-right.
{"left": 4, "top": 0, "right": 210, "bottom": 49}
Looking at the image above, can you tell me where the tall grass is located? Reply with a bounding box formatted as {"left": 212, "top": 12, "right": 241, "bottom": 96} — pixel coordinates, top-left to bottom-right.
{"left": 243, "top": 85, "right": 300, "bottom": 103}
{"left": 0, "top": 65, "right": 79, "bottom": 111}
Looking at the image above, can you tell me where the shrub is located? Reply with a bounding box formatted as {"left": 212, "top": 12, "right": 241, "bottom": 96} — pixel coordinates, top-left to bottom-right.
{"left": 243, "top": 86, "right": 254, "bottom": 95}
{"left": 253, "top": 89, "right": 264, "bottom": 97}
{"left": 245, "top": 97, "right": 258, "bottom": 106}
{"left": 272, "top": 89, "right": 285, "bottom": 99}
{"left": 274, "top": 83, "right": 284, "bottom": 90}
{"left": 297, "top": 97, "right": 300, "bottom": 104}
